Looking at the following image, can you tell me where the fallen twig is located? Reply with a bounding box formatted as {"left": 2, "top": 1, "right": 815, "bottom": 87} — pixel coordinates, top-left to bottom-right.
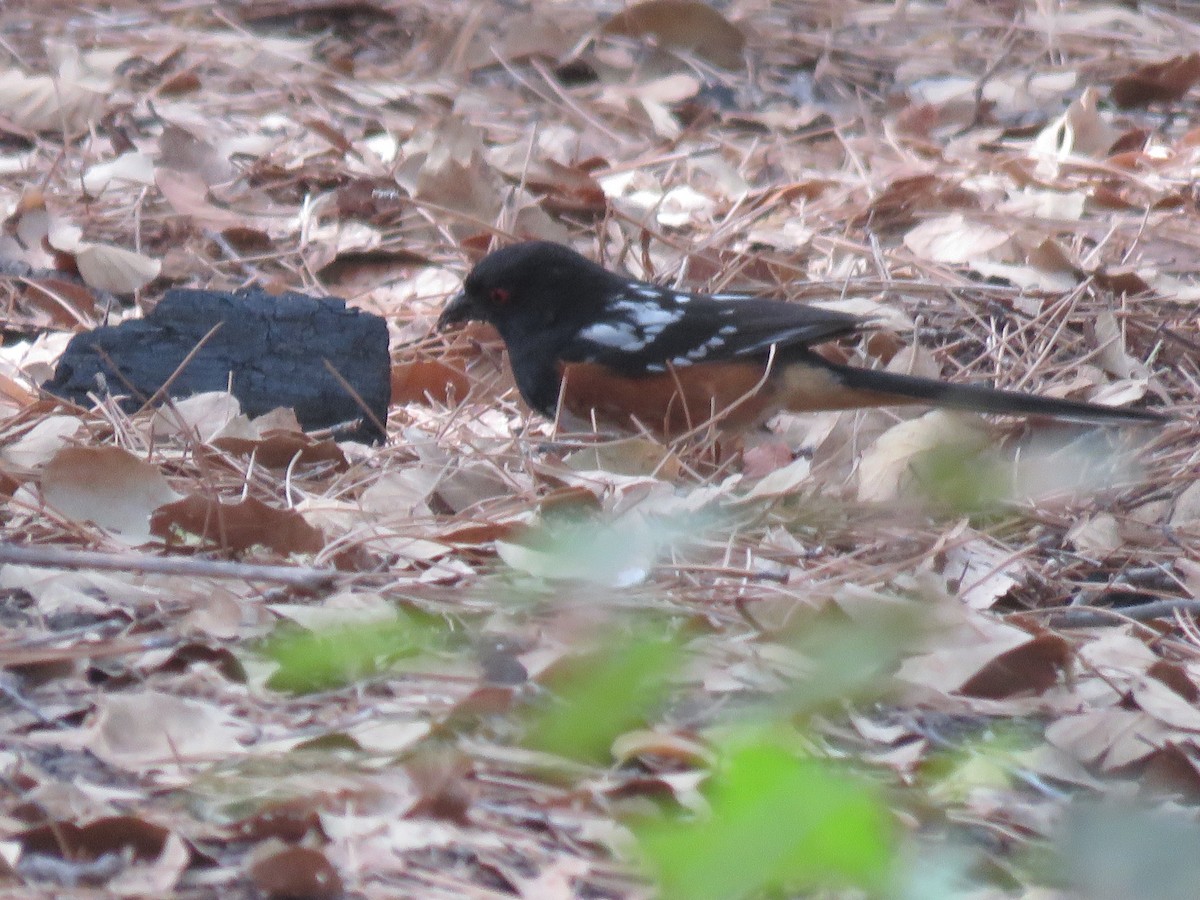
{"left": 1028, "top": 597, "right": 1200, "bottom": 628}
{"left": 0, "top": 542, "right": 338, "bottom": 592}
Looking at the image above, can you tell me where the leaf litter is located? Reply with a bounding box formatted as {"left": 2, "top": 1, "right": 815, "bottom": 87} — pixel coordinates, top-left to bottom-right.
{"left": 0, "top": 0, "right": 1198, "bottom": 897}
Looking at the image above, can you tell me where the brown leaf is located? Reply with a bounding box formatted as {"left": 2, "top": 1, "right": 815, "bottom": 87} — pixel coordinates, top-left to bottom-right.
{"left": 959, "top": 633, "right": 1071, "bottom": 699}
{"left": 18, "top": 815, "right": 169, "bottom": 862}
{"left": 602, "top": 0, "right": 746, "bottom": 70}
{"left": 158, "top": 69, "right": 201, "bottom": 95}
{"left": 405, "top": 748, "right": 475, "bottom": 824}
{"left": 249, "top": 846, "right": 342, "bottom": 900}
{"left": 219, "top": 225, "right": 273, "bottom": 253}
{"left": 230, "top": 798, "right": 327, "bottom": 843}
{"left": 151, "top": 494, "right": 325, "bottom": 555}
{"left": 437, "top": 520, "right": 528, "bottom": 546}
{"left": 1141, "top": 743, "right": 1200, "bottom": 796}
{"left": 318, "top": 248, "right": 429, "bottom": 293}
{"left": 20, "top": 277, "right": 97, "bottom": 328}
{"left": 405, "top": 118, "right": 503, "bottom": 225}
{"left": 611, "top": 729, "right": 713, "bottom": 768}
{"left": 852, "top": 174, "right": 978, "bottom": 231}
{"left": 210, "top": 432, "right": 347, "bottom": 470}
{"left": 1148, "top": 660, "right": 1200, "bottom": 702}
{"left": 392, "top": 359, "right": 470, "bottom": 406}
{"left": 334, "top": 176, "right": 409, "bottom": 224}
{"left": 1110, "top": 53, "right": 1200, "bottom": 108}
{"left": 525, "top": 160, "right": 609, "bottom": 218}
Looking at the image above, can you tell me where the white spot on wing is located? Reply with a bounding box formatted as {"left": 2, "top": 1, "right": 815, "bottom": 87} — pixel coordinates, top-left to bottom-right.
{"left": 669, "top": 357, "right": 693, "bottom": 368}
{"left": 631, "top": 305, "right": 684, "bottom": 328}
{"left": 672, "top": 292, "right": 691, "bottom": 304}
{"left": 634, "top": 285, "right": 665, "bottom": 300}
{"left": 718, "top": 325, "right": 737, "bottom": 336}
{"left": 578, "top": 321, "right": 646, "bottom": 350}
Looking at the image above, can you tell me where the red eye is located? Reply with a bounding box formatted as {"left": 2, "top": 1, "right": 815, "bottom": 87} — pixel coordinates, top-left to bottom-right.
{"left": 489, "top": 287, "right": 511, "bottom": 305}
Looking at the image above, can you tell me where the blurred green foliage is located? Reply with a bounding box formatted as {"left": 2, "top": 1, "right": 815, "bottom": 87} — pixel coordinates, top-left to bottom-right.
{"left": 636, "top": 732, "right": 894, "bottom": 900}
{"left": 523, "top": 630, "right": 682, "bottom": 764}
{"left": 261, "top": 612, "right": 445, "bottom": 693}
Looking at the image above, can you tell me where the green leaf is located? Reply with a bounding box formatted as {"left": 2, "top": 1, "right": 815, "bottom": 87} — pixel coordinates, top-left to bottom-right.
{"left": 524, "top": 631, "right": 681, "bottom": 763}
{"left": 636, "top": 736, "right": 894, "bottom": 900}
{"left": 261, "top": 614, "right": 441, "bottom": 693}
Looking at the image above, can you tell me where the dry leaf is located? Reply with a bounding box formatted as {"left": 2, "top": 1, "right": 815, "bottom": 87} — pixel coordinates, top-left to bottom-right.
{"left": 1110, "top": 53, "right": 1200, "bottom": 108}
{"left": 249, "top": 845, "right": 342, "bottom": 900}
{"left": 1090, "top": 311, "right": 1148, "bottom": 380}
{"left": 898, "top": 625, "right": 1028, "bottom": 693}
{"left": 857, "top": 411, "right": 988, "bottom": 503}
{"left": 611, "top": 729, "right": 714, "bottom": 767}
{"left": 902, "top": 213, "right": 1013, "bottom": 264}
{"left": 72, "top": 242, "right": 162, "bottom": 295}
{"left": 392, "top": 360, "right": 470, "bottom": 406}
{"left": 942, "top": 538, "right": 1024, "bottom": 610}
{"left": 42, "top": 445, "right": 182, "bottom": 540}
{"left": 82, "top": 152, "right": 156, "bottom": 195}
{"left": 87, "top": 690, "right": 245, "bottom": 768}
{"left": 0, "top": 416, "right": 83, "bottom": 469}
{"left": 148, "top": 391, "right": 242, "bottom": 443}
{"left": 158, "top": 122, "right": 235, "bottom": 185}
{"left": 738, "top": 456, "right": 812, "bottom": 501}
{"left": 347, "top": 719, "right": 432, "bottom": 754}
{"left": 401, "top": 117, "right": 502, "bottom": 226}
{"left": 1032, "top": 86, "right": 1120, "bottom": 173}
{"left": 20, "top": 277, "right": 98, "bottom": 327}
{"left": 108, "top": 833, "right": 191, "bottom": 895}
{"left": 155, "top": 168, "right": 245, "bottom": 228}
{"left": 563, "top": 437, "right": 682, "bottom": 479}
{"left": 1045, "top": 708, "right": 1166, "bottom": 770}
{"left": 1065, "top": 513, "right": 1122, "bottom": 557}
{"left": 1169, "top": 481, "right": 1200, "bottom": 527}
{"left": 958, "top": 633, "right": 1071, "bottom": 699}
{"left": 602, "top": 0, "right": 746, "bottom": 70}
{"left": 0, "top": 68, "right": 106, "bottom": 133}
{"left": 152, "top": 494, "right": 325, "bottom": 555}
{"left": 1132, "top": 679, "right": 1200, "bottom": 732}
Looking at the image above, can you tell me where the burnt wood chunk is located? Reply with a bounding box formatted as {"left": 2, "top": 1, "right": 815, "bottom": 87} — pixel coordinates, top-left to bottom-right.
{"left": 46, "top": 288, "right": 390, "bottom": 443}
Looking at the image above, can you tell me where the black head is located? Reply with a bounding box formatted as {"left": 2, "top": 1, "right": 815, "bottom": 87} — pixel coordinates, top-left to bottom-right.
{"left": 437, "top": 241, "right": 623, "bottom": 336}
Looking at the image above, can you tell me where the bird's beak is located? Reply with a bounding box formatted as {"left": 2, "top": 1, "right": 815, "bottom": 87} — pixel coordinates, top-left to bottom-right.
{"left": 436, "top": 290, "right": 478, "bottom": 330}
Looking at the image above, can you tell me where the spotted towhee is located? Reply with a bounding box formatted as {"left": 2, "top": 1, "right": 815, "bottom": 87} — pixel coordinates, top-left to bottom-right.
{"left": 437, "top": 242, "right": 1162, "bottom": 438}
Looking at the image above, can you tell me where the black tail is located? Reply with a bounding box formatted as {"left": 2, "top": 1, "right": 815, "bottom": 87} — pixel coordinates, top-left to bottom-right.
{"left": 831, "top": 363, "right": 1163, "bottom": 424}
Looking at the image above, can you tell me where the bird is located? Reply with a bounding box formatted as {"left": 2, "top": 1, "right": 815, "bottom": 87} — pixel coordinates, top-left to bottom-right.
{"left": 437, "top": 241, "right": 1163, "bottom": 439}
